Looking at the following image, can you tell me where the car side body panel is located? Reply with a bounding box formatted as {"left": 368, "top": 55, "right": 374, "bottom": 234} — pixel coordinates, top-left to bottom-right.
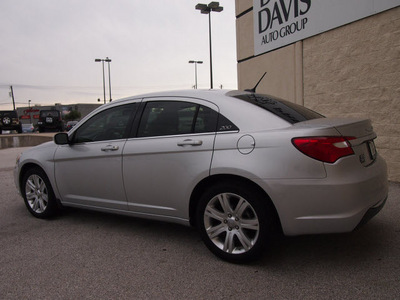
{"left": 122, "top": 97, "right": 219, "bottom": 220}
{"left": 53, "top": 140, "right": 128, "bottom": 210}
{"left": 122, "top": 132, "right": 216, "bottom": 220}
{"left": 14, "top": 89, "right": 389, "bottom": 238}
{"left": 14, "top": 142, "right": 58, "bottom": 197}
{"left": 259, "top": 154, "right": 388, "bottom": 235}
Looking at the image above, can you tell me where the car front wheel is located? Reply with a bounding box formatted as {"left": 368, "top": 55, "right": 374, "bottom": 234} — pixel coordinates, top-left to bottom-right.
{"left": 197, "top": 183, "right": 273, "bottom": 263}
{"left": 22, "top": 167, "right": 59, "bottom": 218}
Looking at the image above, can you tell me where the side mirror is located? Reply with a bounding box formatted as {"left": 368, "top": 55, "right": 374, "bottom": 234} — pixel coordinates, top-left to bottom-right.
{"left": 54, "top": 132, "right": 70, "bottom": 145}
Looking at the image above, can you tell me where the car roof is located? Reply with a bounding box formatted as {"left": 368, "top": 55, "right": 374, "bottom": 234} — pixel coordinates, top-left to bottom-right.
{"left": 0, "top": 110, "right": 17, "bottom": 113}
{"left": 110, "top": 89, "right": 291, "bottom": 132}
{"left": 115, "top": 89, "right": 231, "bottom": 102}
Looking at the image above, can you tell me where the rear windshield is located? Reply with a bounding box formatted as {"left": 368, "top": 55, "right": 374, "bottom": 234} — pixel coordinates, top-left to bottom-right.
{"left": 230, "top": 92, "right": 324, "bottom": 124}
{"left": 40, "top": 111, "right": 60, "bottom": 117}
{"left": 0, "top": 111, "right": 18, "bottom": 117}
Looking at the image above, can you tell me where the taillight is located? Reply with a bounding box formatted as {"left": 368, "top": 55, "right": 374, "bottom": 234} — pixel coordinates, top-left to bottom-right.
{"left": 292, "top": 136, "right": 355, "bottom": 163}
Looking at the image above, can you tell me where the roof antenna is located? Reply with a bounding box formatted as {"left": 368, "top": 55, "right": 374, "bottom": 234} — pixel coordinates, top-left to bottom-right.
{"left": 245, "top": 72, "right": 267, "bottom": 93}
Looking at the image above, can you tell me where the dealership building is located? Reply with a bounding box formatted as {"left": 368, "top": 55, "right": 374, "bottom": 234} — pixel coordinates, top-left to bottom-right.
{"left": 235, "top": 0, "right": 400, "bottom": 181}
{"left": 16, "top": 103, "right": 101, "bottom": 125}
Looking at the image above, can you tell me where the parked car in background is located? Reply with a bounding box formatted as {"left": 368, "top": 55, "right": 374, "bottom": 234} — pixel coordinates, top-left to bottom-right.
{"left": 66, "top": 120, "right": 78, "bottom": 131}
{"left": 21, "top": 123, "right": 35, "bottom": 133}
{"left": 37, "top": 110, "right": 64, "bottom": 132}
{"left": 0, "top": 110, "right": 22, "bottom": 134}
{"left": 14, "top": 89, "right": 388, "bottom": 263}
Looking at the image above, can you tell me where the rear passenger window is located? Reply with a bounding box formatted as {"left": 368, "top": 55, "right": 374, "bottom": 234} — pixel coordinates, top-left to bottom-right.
{"left": 194, "top": 106, "right": 218, "bottom": 133}
{"left": 137, "top": 101, "right": 238, "bottom": 137}
{"left": 137, "top": 102, "right": 196, "bottom": 137}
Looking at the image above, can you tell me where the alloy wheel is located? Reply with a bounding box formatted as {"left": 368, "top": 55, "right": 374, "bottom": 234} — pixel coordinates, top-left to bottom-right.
{"left": 25, "top": 174, "right": 49, "bottom": 214}
{"left": 204, "top": 192, "right": 260, "bottom": 254}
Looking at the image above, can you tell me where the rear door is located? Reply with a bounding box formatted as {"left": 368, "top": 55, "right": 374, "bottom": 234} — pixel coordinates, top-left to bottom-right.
{"left": 122, "top": 98, "right": 219, "bottom": 220}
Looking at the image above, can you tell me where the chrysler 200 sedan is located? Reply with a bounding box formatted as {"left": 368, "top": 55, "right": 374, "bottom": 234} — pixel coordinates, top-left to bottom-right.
{"left": 14, "top": 89, "right": 388, "bottom": 262}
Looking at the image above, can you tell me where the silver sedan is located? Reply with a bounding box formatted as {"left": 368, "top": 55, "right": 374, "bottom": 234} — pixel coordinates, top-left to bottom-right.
{"left": 14, "top": 90, "right": 388, "bottom": 263}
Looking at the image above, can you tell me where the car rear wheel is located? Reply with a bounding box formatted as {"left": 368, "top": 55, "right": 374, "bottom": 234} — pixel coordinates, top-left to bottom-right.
{"left": 22, "top": 167, "right": 59, "bottom": 218}
{"left": 197, "top": 183, "right": 272, "bottom": 263}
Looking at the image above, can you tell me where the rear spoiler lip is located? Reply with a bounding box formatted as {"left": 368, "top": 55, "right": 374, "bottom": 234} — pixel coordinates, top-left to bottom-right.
{"left": 292, "top": 117, "right": 371, "bottom": 128}
{"left": 291, "top": 117, "right": 377, "bottom": 145}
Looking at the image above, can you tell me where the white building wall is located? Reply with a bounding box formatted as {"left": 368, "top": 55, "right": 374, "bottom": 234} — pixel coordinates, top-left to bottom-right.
{"left": 236, "top": 1, "right": 400, "bottom": 181}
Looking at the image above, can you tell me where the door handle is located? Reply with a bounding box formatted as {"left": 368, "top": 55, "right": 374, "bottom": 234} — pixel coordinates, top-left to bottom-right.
{"left": 177, "top": 139, "right": 203, "bottom": 147}
{"left": 101, "top": 145, "right": 119, "bottom": 151}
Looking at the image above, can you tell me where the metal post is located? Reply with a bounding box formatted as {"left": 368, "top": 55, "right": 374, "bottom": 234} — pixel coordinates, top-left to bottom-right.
{"left": 195, "top": 2, "right": 223, "bottom": 90}
{"left": 95, "top": 58, "right": 111, "bottom": 104}
{"left": 28, "top": 100, "right": 32, "bottom": 123}
{"left": 10, "top": 86, "right": 15, "bottom": 110}
{"left": 101, "top": 60, "right": 106, "bottom": 104}
{"left": 194, "top": 62, "right": 198, "bottom": 89}
{"left": 107, "top": 58, "right": 112, "bottom": 102}
{"left": 189, "top": 60, "right": 203, "bottom": 89}
{"left": 208, "top": 12, "right": 213, "bottom": 89}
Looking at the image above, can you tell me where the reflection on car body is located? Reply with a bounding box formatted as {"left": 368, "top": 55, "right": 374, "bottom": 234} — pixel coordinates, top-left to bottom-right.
{"left": 37, "top": 110, "right": 64, "bottom": 132}
{"left": 14, "top": 89, "right": 388, "bottom": 263}
{"left": 66, "top": 121, "right": 78, "bottom": 131}
{"left": 0, "top": 110, "right": 22, "bottom": 134}
{"left": 22, "top": 123, "right": 35, "bottom": 133}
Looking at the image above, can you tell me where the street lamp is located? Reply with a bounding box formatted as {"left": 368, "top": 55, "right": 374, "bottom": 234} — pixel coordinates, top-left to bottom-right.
{"left": 95, "top": 57, "right": 112, "bottom": 103}
{"left": 188, "top": 60, "right": 203, "bottom": 89}
{"left": 195, "top": 2, "right": 223, "bottom": 89}
{"left": 28, "top": 100, "right": 32, "bottom": 123}
{"left": 105, "top": 57, "right": 112, "bottom": 102}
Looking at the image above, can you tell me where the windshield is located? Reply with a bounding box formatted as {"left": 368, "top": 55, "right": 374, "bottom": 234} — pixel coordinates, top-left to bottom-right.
{"left": 40, "top": 111, "right": 60, "bottom": 117}
{"left": 229, "top": 92, "right": 324, "bottom": 124}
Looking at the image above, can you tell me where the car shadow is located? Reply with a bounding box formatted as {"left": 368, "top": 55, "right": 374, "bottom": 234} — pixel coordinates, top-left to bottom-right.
{"left": 59, "top": 206, "right": 200, "bottom": 240}
{"left": 57, "top": 207, "right": 392, "bottom": 266}
{"left": 257, "top": 219, "right": 392, "bottom": 268}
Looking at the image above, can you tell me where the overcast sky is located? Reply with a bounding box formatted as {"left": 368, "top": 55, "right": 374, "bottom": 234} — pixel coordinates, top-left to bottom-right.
{"left": 0, "top": 0, "right": 237, "bottom": 110}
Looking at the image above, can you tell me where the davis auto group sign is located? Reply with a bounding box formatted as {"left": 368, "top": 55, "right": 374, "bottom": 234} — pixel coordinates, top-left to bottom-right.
{"left": 254, "top": 0, "right": 400, "bottom": 55}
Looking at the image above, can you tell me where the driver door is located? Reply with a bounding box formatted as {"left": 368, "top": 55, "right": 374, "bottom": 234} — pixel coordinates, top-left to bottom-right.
{"left": 54, "top": 103, "right": 137, "bottom": 210}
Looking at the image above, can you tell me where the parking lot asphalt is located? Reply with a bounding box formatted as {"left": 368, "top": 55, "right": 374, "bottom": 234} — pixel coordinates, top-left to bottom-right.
{"left": 1, "top": 147, "right": 399, "bottom": 299}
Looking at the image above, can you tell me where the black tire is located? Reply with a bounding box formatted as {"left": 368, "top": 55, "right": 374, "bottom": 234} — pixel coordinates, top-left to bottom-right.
{"left": 197, "top": 182, "right": 275, "bottom": 263}
{"left": 21, "top": 167, "right": 59, "bottom": 219}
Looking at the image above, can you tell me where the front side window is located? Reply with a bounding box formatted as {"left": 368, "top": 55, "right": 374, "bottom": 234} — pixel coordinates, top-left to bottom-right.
{"left": 73, "top": 104, "right": 136, "bottom": 143}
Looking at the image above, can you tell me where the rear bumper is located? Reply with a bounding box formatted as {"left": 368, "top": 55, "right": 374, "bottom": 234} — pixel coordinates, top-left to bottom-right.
{"left": 261, "top": 154, "right": 388, "bottom": 236}
{"left": 39, "top": 124, "right": 61, "bottom": 128}
{"left": 1, "top": 125, "right": 21, "bottom": 130}
{"left": 355, "top": 196, "right": 387, "bottom": 230}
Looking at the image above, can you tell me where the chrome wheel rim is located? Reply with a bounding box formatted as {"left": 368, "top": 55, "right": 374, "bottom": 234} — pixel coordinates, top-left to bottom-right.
{"left": 204, "top": 193, "right": 260, "bottom": 254}
{"left": 3, "top": 117, "right": 11, "bottom": 125}
{"left": 25, "top": 174, "right": 48, "bottom": 214}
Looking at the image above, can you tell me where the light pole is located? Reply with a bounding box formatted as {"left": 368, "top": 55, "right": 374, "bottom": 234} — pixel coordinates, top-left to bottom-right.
{"left": 188, "top": 60, "right": 203, "bottom": 89}
{"left": 195, "top": 2, "right": 223, "bottom": 89}
{"left": 28, "top": 100, "right": 32, "bottom": 123}
{"left": 95, "top": 57, "right": 112, "bottom": 103}
{"left": 105, "top": 57, "right": 112, "bottom": 102}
